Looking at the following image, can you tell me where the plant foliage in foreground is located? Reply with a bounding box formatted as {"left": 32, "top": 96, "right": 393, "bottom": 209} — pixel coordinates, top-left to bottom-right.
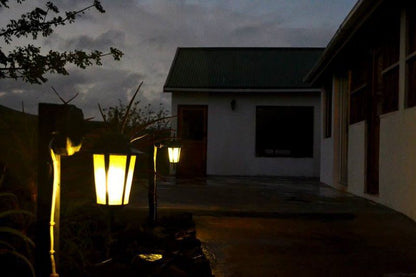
{"left": 0, "top": 170, "right": 35, "bottom": 277}
{"left": 0, "top": 0, "right": 123, "bottom": 83}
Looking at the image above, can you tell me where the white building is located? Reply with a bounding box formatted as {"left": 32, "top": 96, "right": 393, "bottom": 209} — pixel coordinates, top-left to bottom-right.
{"left": 305, "top": 0, "right": 416, "bottom": 221}
{"left": 164, "top": 48, "right": 323, "bottom": 177}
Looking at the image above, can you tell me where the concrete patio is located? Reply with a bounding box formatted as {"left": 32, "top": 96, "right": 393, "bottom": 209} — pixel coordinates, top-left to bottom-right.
{"left": 131, "top": 176, "right": 416, "bottom": 276}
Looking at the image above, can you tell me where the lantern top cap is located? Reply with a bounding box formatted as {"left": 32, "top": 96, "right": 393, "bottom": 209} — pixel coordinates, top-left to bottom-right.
{"left": 92, "top": 132, "right": 136, "bottom": 154}
{"left": 167, "top": 139, "right": 182, "bottom": 148}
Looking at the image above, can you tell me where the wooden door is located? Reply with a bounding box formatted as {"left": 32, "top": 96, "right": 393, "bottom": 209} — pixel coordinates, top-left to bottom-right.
{"left": 177, "top": 105, "right": 207, "bottom": 177}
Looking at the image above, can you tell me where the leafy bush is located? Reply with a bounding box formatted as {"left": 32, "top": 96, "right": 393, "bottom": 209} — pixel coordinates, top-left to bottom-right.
{"left": 0, "top": 168, "right": 35, "bottom": 277}
{"left": 0, "top": 106, "right": 37, "bottom": 211}
{"left": 100, "top": 100, "right": 170, "bottom": 136}
{"left": 60, "top": 204, "right": 109, "bottom": 277}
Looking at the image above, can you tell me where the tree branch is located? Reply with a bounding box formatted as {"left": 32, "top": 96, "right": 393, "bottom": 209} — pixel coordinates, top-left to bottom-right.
{"left": 0, "top": 48, "right": 123, "bottom": 83}
{"left": 0, "top": 2, "right": 101, "bottom": 43}
{"left": 121, "top": 81, "right": 143, "bottom": 134}
{"left": 51, "top": 87, "right": 67, "bottom": 104}
{"left": 0, "top": 1, "right": 122, "bottom": 84}
{"left": 97, "top": 103, "right": 107, "bottom": 124}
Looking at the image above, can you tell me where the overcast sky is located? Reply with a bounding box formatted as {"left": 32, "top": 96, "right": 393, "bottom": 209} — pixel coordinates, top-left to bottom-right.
{"left": 0, "top": 0, "right": 357, "bottom": 119}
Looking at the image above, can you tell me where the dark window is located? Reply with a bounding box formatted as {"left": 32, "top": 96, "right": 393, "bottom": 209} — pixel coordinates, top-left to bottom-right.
{"left": 406, "top": 9, "right": 416, "bottom": 108}
{"left": 324, "top": 81, "right": 332, "bottom": 138}
{"left": 256, "top": 106, "right": 313, "bottom": 158}
{"left": 407, "top": 9, "right": 416, "bottom": 54}
{"left": 407, "top": 56, "right": 416, "bottom": 107}
{"left": 350, "top": 60, "right": 368, "bottom": 124}
{"left": 382, "top": 68, "right": 399, "bottom": 113}
{"left": 350, "top": 90, "right": 366, "bottom": 124}
{"left": 380, "top": 19, "right": 399, "bottom": 113}
{"left": 381, "top": 33, "right": 400, "bottom": 69}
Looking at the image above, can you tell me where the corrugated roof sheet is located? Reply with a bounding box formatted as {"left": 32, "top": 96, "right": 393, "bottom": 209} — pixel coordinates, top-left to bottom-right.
{"left": 164, "top": 47, "right": 324, "bottom": 92}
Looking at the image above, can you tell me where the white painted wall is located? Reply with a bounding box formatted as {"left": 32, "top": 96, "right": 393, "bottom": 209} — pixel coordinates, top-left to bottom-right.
{"left": 378, "top": 109, "right": 416, "bottom": 220}
{"left": 171, "top": 92, "right": 321, "bottom": 176}
{"left": 320, "top": 75, "right": 350, "bottom": 189}
{"left": 346, "top": 121, "right": 367, "bottom": 198}
{"left": 320, "top": 138, "right": 334, "bottom": 184}
{"left": 342, "top": 110, "right": 416, "bottom": 221}
{"left": 320, "top": 89, "right": 334, "bottom": 184}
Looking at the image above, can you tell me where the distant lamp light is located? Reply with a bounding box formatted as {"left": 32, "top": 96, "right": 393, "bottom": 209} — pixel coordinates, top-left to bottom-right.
{"left": 93, "top": 153, "right": 136, "bottom": 205}
{"left": 168, "top": 141, "right": 181, "bottom": 164}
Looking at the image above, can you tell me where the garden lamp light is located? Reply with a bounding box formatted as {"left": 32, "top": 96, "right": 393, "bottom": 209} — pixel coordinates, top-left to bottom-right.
{"left": 92, "top": 134, "right": 137, "bottom": 206}
{"left": 93, "top": 152, "right": 136, "bottom": 205}
{"left": 167, "top": 140, "right": 181, "bottom": 164}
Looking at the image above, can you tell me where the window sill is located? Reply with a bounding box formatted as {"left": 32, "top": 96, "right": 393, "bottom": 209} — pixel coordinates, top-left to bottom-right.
{"left": 404, "top": 104, "right": 416, "bottom": 112}
{"left": 380, "top": 109, "right": 399, "bottom": 119}
{"left": 349, "top": 120, "right": 365, "bottom": 127}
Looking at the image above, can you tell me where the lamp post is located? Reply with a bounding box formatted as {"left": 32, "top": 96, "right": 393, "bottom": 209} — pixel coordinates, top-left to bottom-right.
{"left": 148, "top": 139, "right": 181, "bottom": 224}
{"left": 91, "top": 135, "right": 138, "bottom": 258}
{"left": 37, "top": 103, "right": 84, "bottom": 277}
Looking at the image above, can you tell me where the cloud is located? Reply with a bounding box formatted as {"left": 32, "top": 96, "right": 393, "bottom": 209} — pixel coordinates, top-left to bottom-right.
{"left": 0, "top": 0, "right": 357, "bottom": 118}
{"left": 45, "top": 30, "right": 126, "bottom": 52}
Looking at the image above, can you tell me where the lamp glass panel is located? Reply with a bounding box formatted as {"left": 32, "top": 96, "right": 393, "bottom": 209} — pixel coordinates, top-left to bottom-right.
{"left": 93, "top": 154, "right": 107, "bottom": 204}
{"left": 123, "top": 155, "right": 136, "bottom": 205}
{"left": 108, "top": 154, "right": 127, "bottom": 205}
{"left": 168, "top": 147, "right": 181, "bottom": 163}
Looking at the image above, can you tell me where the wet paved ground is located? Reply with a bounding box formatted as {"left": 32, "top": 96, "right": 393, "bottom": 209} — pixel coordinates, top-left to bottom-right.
{"left": 131, "top": 176, "right": 416, "bottom": 276}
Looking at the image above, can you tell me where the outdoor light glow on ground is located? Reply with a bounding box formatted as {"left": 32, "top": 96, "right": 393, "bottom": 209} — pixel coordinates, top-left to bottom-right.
{"left": 138, "top": 254, "right": 164, "bottom": 262}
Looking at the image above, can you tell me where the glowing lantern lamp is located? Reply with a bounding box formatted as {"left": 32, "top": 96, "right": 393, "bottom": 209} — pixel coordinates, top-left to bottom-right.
{"left": 168, "top": 141, "right": 181, "bottom": 164}
{"left": 93, "top": 152, "right": 136, "bottom": 205}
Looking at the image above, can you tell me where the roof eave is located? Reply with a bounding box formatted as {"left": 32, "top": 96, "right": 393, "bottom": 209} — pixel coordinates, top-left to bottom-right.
{"left": 304, "top": 0, "right": 384, "bottom": 85}
{"left": 163, "top": 47, "right": 182, "bottom": 89}
{"left": 163, "top": 87, "right": 321, "bottom": 93}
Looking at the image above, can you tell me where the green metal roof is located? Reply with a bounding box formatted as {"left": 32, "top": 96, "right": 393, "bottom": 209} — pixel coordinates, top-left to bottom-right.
{"left": 164, "top": 47, "right": 324, "bottom": 92}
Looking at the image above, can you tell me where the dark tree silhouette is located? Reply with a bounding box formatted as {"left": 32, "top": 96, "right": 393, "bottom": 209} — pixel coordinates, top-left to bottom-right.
{"left": 0, "top": 0, "right": 123, "bottom": 84}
